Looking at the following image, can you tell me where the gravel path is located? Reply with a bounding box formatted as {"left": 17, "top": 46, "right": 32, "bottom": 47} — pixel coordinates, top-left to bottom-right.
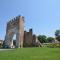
{"left": 0, "top": 49, "right": 13, "bottom": 51}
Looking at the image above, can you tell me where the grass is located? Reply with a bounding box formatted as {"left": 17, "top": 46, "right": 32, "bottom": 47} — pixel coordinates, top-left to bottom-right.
{"left": 0, "top": 47, "right": 60, "bottom": 60}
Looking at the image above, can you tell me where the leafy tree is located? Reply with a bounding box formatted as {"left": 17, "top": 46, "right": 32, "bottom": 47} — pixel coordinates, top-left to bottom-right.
{"left": 47, "top": 37, "right": 54, "bottom": 43}
{"left": 37, "top": 35, "right": 47, "bottom": 43}
{"left": 55, "top": 30, "right": 60, "bottom": 41}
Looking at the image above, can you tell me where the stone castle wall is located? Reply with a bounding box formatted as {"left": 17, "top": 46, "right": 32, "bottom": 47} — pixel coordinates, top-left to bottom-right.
{"left": 24, "top": 29, "right": 33, "bottom": 47}
{"left": 4, "top": 15, "right": 37, "bottom": 48}
{"left": 5, "top": 15, "right": 24, "bottom": 48}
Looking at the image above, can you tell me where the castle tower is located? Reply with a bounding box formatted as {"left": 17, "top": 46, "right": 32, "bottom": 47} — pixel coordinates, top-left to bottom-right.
{"left": 5, "top": 15, "right": 24, "bottom": 48}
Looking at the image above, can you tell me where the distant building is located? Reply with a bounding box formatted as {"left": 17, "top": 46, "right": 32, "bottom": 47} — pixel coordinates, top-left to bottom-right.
{"left": 0, "top": 40, "right": 3, "bottom": 47}
{"left": 52, "top": 39, "right": 60, "bottom": 43}
{"left": 0, "top": 40, "right": 3, "bottom": 44}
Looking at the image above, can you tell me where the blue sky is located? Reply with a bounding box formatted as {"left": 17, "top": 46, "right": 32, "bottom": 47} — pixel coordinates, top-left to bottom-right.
{"left": 0, "top": 0, "right": 60, "bottom": 40}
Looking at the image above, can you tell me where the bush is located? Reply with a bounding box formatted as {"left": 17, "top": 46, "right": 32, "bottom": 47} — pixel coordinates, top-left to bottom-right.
{"left": 47, "top": 43, "right": 60, "bottom": 48}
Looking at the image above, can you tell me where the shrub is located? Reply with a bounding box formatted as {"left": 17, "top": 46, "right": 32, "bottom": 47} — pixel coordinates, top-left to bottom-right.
{"left": 47, "top": 43, "right": 60, "bottom": 48}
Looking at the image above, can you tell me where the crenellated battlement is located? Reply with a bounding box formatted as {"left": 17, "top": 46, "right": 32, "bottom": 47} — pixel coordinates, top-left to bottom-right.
{"left": 7, "top": 15, "right": 24, "bottom": 25}
{"left": 7, "top": 15, "right": 25, "bottom": 30}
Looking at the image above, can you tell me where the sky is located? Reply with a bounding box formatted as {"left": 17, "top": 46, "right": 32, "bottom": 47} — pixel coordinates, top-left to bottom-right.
{"left": 0, "top": 0, "right": 60, "bottom": 40}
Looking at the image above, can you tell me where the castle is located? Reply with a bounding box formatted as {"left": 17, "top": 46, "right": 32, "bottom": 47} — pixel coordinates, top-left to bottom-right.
{"left": 4, "top": 15, "right": 40, "bottom": 48}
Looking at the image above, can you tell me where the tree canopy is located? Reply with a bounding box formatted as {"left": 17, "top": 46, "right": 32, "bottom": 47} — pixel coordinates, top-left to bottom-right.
{"left": 37, "top": 35, "right": 47, "bottom": 43}
{"left": 55, "top": 30, "right": 60, "bottom": 41}
{"left": 47, "top": 37, "right": 54, "bottom": 43}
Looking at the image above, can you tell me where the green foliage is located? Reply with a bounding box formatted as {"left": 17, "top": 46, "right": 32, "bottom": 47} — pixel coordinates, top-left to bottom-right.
{"left": 55, "top": 30, "right": 60, "bottom": 41}
{"left": 37, "top": 35, "right": 47, "bottom": 43}
{"left": 47, "top": 37, "right": 54, "bottom": 43}
{"left": 46, "top": 43, "right": 60, "bottom": 48}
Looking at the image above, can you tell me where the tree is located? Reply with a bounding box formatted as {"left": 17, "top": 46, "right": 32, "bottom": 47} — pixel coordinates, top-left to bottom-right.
{"left": 37, "top": 35, "right": 47, "bottom": 43}
{"left": 47, "top": 37, "right": 54, "bottom": 43}
{"left": 55, "top": 30, "right": 60, "bottom": 41}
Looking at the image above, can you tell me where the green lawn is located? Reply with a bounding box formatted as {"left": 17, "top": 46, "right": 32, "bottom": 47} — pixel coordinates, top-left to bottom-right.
{"left": 0, "top": 48, "right": 60, "bottom": 60}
